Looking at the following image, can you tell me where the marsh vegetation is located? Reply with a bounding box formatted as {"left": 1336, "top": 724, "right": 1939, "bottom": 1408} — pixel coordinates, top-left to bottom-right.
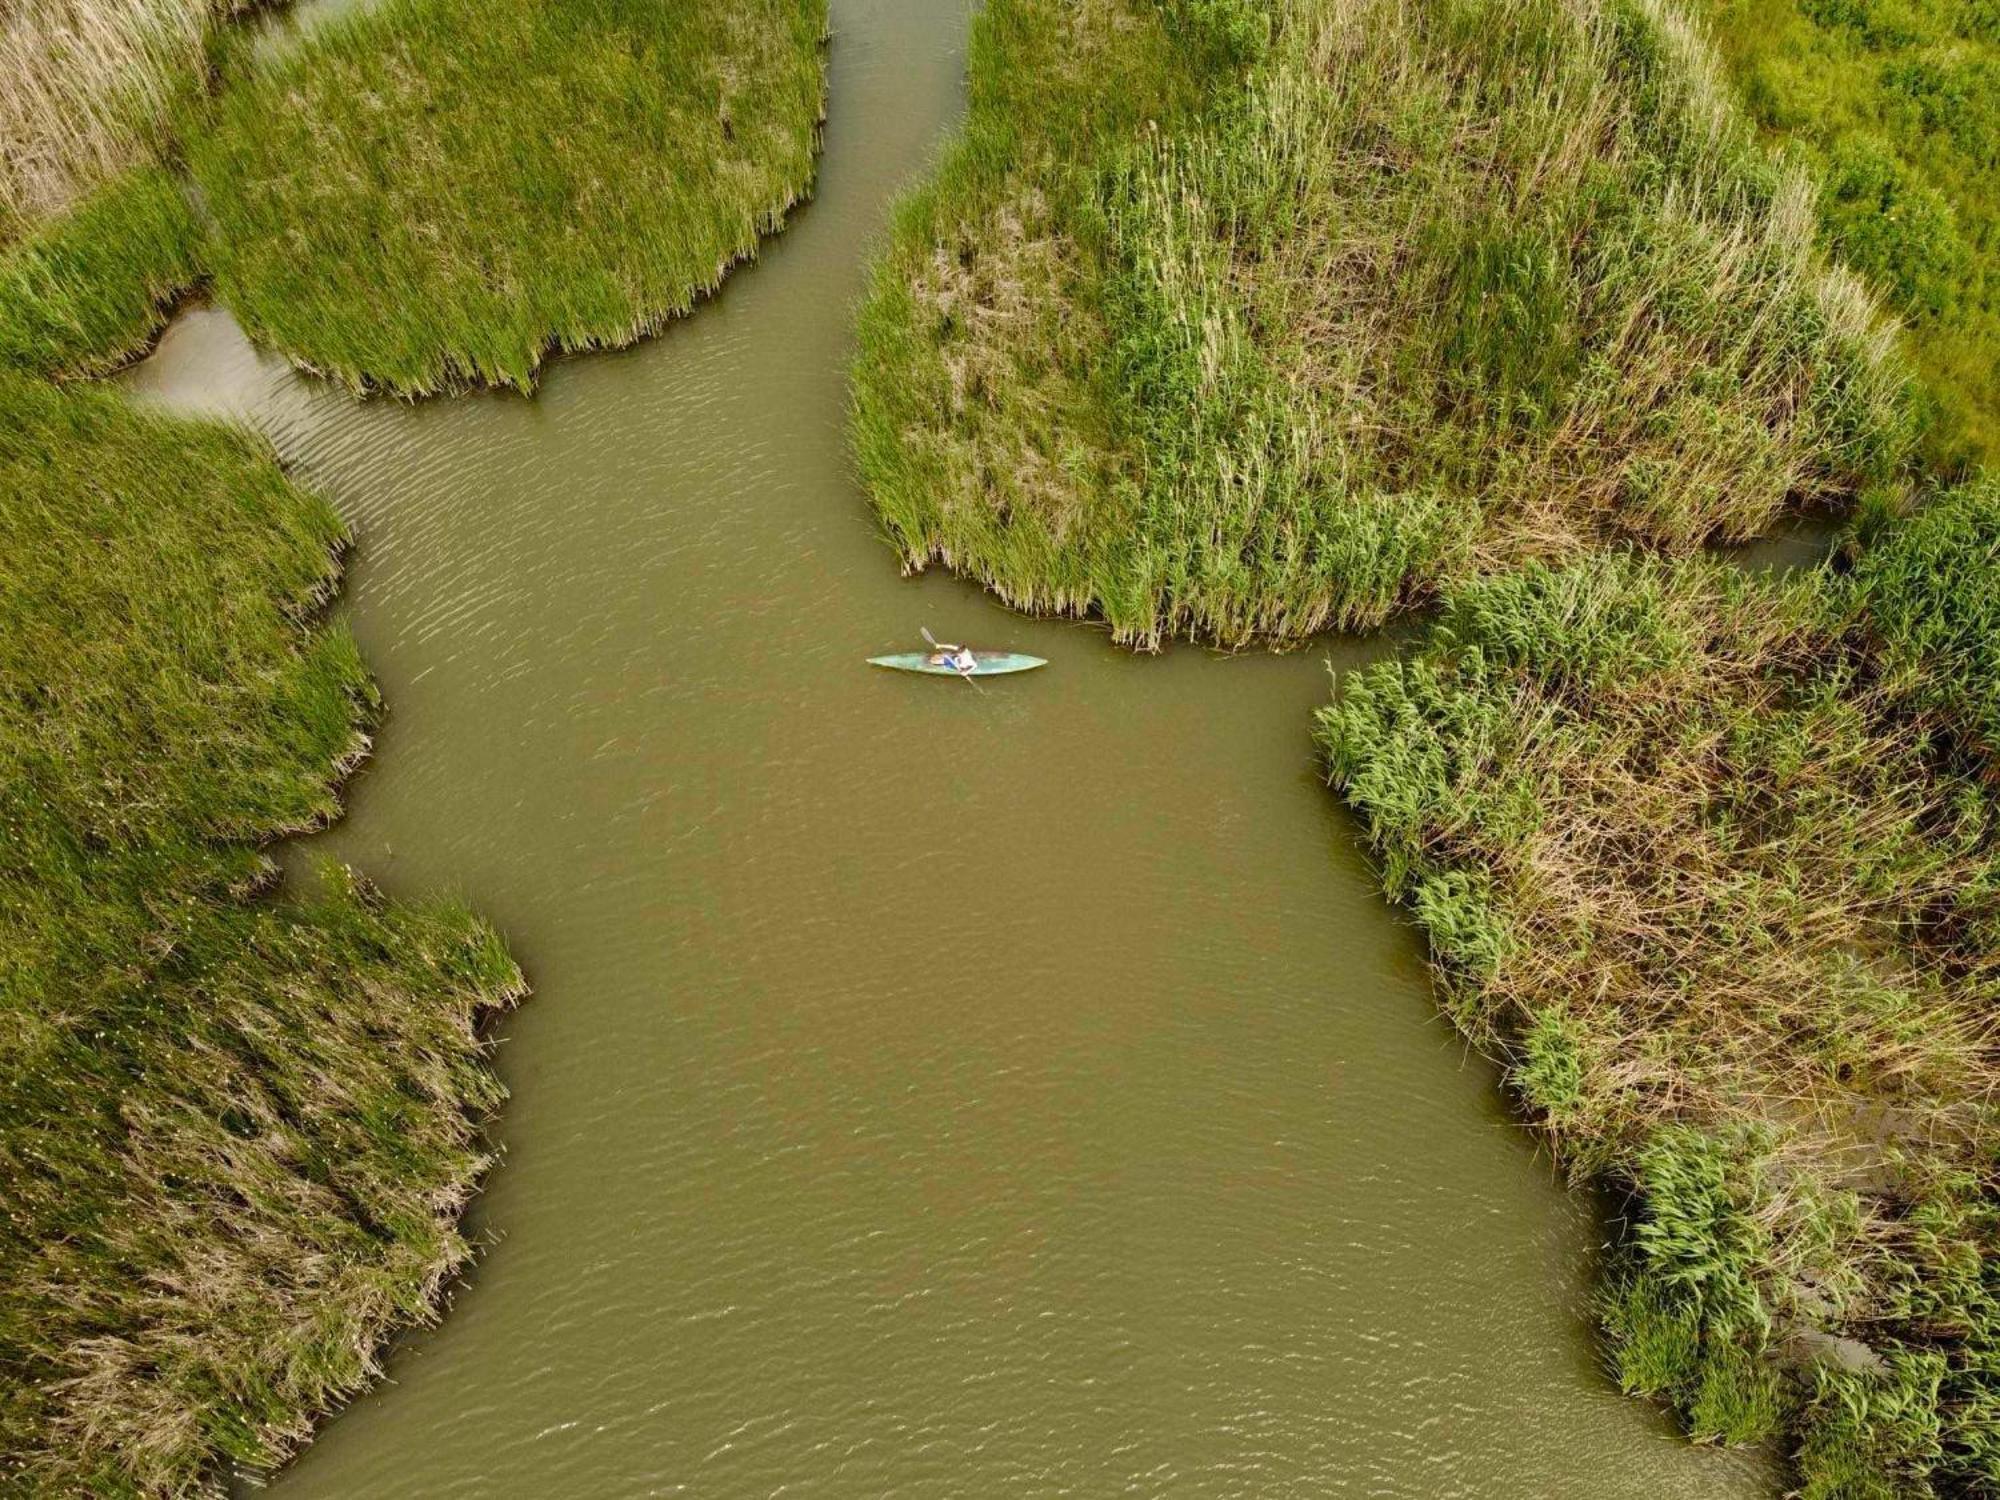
{"left": 852, "top": 0, "right": 1913, "bottom": 649}
{"left": 0, "top": 0, "right": 219, "bottom": 378}
{"left": 1324, "top": 480, "right": 2000, "bottom": 1495}
{"left": 855, "top": 0, "right": 2000, "bottom": 1491}
{"left": 192, "top": 0, "right": 829, "bottom": 393}
{"left": 0, "top": 0, "right": 217, "bottom": 236}
{"left": 1, "top": 0, "right": 853, "bottom": 1478}
{"left": 5, "top": 0, "right": 1995, "bottom": 1489}
{"left": 0, "top": 377, "right": 523, "bottom": 1493}
{"left": 0, "top": 164, "right": 200, "bottom": 377}
{"left": 0, "top": 0, "right": 830, "bottom": 390}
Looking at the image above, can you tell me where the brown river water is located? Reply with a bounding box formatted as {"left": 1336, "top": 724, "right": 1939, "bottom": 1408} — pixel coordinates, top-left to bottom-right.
{"left": 123, "top": 1, "right": 1776, "bottom": 1493}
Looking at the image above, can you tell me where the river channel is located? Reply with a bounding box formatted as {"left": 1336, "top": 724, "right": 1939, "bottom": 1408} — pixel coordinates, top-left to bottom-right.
{"left": 124, "top": 1, "right": 1774, "bottom": 1493}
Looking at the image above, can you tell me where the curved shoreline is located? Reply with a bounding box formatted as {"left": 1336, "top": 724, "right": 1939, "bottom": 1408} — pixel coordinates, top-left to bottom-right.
{"left": 0, "top": 374, "right": 530, "bottom": 1494}
{"left": 191, "top": 0, "right": 833, "bottom": 397}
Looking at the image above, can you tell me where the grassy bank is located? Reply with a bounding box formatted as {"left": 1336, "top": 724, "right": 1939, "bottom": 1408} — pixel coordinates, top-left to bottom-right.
{"left": 2, "top": 0, "right": 831, "bottom": 390}
{"left": 0, "top": 375, "right": 524, "bottom": 1493}
{"left": 852, "top": 0, "right": 1914, "bottom": 649}
{"left": 0, "top": 165, "right": 201, "bottom": 377}
{"left": 1697, "top": 0, "right": 1999, "bottom": 466}
{"left": 855, "top": 0, "right": 1999, "bottom": 1488}
{"left": 1322, "top": 478, "right": 2000, "bottom": 1495}
{"left": 189, "top": 0, "right": 829, "bottom": 393}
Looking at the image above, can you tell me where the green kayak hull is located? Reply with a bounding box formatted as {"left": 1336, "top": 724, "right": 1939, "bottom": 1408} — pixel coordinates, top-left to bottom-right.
{"left": 868, "top": 651, "right": 1047, "bottom": 677}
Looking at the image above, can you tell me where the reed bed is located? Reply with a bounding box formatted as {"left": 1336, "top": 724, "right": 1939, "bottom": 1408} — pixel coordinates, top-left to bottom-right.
{"left": 1323, "top": 477, "right": 2000, "bottom": 1497}
{"left": 0, "top": 375, "right": 523, "bottom": 1494}
{"left": 852, "top": 0, "right": 1915, "bottom": 649}
{"left": 1698, "top": 0, "right": 2000, "bottom": 466}
{"left": 190, "top": 0, "right": 829, "bottom": 394}
{"left": 0, "top": 0, "right": 858, "bottom": 1484}
{"left": 1850, "top": 488, "right": 2000, "bottom": 759}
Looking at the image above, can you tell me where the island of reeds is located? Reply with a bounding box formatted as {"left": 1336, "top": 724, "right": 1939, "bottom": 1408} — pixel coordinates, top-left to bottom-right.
{"left": 851, "top": 0, "right": 1913, "bottom": 650}
{"left": 2, "top": 0, "right": 830, "bottom": 1489}
{"left": 2, "top": 0, "right": 830, "bottom": 393}
{"left": 855, "top": 0, "right": 2000, "bottom": 1491}
{"left": 190, "top": 0, "right": 830, "bottom": 393}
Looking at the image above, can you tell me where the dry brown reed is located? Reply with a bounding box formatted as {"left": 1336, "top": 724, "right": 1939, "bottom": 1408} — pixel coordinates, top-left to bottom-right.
{"left": 0, "top": 0, "right": 217, "bottom": 237}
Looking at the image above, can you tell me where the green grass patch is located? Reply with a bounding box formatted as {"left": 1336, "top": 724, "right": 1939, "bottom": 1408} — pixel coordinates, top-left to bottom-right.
{"left": 0, "top": 0, "right": 221, "bottom": 381}
{"left": 1847, "top": 478, "right": 2000, "bottom": 759}
{"left": 1696, "top": 0, "right": 2000, "bottom": 465}
{"left": 853, "top": 0, "right": 1914, "bottom": 649}
{"left": 0, "top": 374, "right": 524, "bottom": 1492}
{"left": 0, "top": 165, "right": 200, "bottom": 377}
{"left": 189, "top": 0, "right": 829, "bottom": 393}
{"left": 1322, "top": 477, "right": 2000, "bottom": 1495}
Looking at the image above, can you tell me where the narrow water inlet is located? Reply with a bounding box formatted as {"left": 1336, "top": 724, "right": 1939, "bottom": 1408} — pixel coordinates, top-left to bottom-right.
{"left": 123, "top": 0, "right": 1776, "bottom": 1493}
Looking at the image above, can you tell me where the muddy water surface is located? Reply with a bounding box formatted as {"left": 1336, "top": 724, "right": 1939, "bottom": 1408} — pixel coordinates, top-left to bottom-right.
{"left": 127, "top": 2, "right": 1774, "bottom": 1493}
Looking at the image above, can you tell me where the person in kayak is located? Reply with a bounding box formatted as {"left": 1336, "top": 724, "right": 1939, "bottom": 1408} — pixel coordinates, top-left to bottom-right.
{"left": 929, "top": 641, "right": 978, "bottom": 676}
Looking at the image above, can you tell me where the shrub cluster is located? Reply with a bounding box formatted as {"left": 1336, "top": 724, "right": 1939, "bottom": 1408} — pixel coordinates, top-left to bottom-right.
{"left": 1699, "top": 0, "right": 2000, "bottom": 464}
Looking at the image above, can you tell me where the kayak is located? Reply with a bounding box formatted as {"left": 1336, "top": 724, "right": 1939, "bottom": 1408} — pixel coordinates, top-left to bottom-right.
{"left": 868, "top": 650, "right": 1047, "bottom": 677}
